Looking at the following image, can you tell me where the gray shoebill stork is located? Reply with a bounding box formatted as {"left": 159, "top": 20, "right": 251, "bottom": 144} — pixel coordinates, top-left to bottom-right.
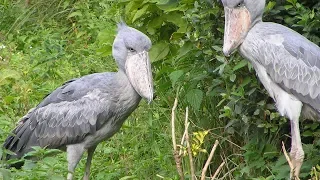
{"left": 3, "top": 23, "right": 153, "bottom": 180}
{"left": 221, "top": 0, "right": 320, "bottom": 178}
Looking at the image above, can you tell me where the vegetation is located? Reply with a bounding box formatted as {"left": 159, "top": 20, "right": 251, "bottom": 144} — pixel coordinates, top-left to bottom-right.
{"left": 0, "top": 0, "right": 319, "bottom": 179}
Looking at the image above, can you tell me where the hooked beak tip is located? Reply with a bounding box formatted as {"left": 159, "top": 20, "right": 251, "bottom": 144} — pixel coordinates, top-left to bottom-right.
{"left": 147, "top": 96, "right": 153, "bottom": 104}
{"left": 223, "top": 46, "right": 232, "bottom": 57}
{"left": 223, "top": 50, "right": 230, "bottom": 57}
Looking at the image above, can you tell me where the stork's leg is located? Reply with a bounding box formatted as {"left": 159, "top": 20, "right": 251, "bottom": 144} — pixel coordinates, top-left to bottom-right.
{"left": 83, "top": 145, "right": 97, "bottom": 180}
{"left": 67, "top": 144, "right": 85, "bottom": 180}
{"left": 289, "top": 117, "right": 304, "bottom": 179}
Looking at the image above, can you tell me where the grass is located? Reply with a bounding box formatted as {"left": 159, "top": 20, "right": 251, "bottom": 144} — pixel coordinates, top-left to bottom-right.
{"left": 1, "top": 0, "right": 320, "bottom": 179}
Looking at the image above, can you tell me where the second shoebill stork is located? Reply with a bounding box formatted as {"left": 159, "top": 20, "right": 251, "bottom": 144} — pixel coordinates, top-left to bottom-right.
{"left": 3, "top": 23, "right": 153, "bottom": 180}
{"left": 221, "top": 0, "right": 320, "bottom": 178}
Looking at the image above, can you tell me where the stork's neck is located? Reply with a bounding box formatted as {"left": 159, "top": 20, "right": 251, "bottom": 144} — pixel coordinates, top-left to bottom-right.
{"left": 252, "top": 17, "right": 263, "bottom": 28}
{"left": 115, "top": 69, "right": 130, "bottom": 85}
{"left": 115, "top": 70, "right": 140, "bottom": 98}
{"left": 115, "top": 58, "right": 126, "bottom": 72}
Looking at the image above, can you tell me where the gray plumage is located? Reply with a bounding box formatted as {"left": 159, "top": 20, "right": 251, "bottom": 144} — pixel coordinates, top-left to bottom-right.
{"left": 241, "top": 22, "right": 320, "bottom": 111}
{"left": 222, "top": 0, "right": 320, "bottom": 178}
{"left": 3, "top": 23, "right": 153, "bottom": 180}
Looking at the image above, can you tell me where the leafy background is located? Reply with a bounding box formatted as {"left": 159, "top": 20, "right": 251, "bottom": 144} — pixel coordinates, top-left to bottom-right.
{"left": 0, "top": 0, "right": 320, "bottom": 179}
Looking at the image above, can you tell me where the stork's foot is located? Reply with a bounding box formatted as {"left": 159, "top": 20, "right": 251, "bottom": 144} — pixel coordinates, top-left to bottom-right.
{"left": 290, "top": 159, "right": 303, "bottom": 180}
{"left": 289, "top": 149, "right": 304, "bottom": 179}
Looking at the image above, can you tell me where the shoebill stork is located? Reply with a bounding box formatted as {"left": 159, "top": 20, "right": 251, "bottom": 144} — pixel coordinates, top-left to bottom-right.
{"left": 3, "top": 23, "right": 153, "bottom": 180}
{"left": 221, "top": 0, "right": 320, "bottom": 178}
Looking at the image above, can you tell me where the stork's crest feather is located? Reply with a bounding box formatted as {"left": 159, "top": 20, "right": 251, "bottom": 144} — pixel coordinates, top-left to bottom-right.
{"left": 117, "top": 21, "right": 127, "bottom": 32}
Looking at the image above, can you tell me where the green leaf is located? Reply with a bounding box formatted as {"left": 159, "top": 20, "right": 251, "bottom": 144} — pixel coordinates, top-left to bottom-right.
{"left": 156, "top": 0, "right": 179, "bottom": 11}
{"left": 186, "top": 89, "right": 203, "bottom": 110}
{"left": 230, "top": 74, "right": 236, "bottom": 82}
{"left": 169, "top": 70, "right": 183, "bottom": 87}
{"left": 302, "top": 130, "right": 313, "bottom": 137}
{"left": 164, "top": 12, "right": 187, "bottom": 29}
{"left": 147, "top": 16, "right": 164, "bottom": 34}
{"left": 67, "top": 11, "right": 82, "bottom": 18}
{"left": 22, "top": 160, "right": 36, "bottom": 170}
{"left": 0, "top": 69, "right": 21, "bottom": 85}
{"left": 177, "top": 42, "right": 193, "bottom": 59}
{"left": 125, "top": 1, "right": 143, "bottom": 19}
{"left": 216, "top": 55, "right": 225, "bottom": 63}
{"left": 96, "top": 27, "right": 115, "bottom": 57}
{"left": 0, "top": 168, "right": 11, "bottom": 180}
{"left": 149, "top": 42, "right": 170, "bottom": 62}
{"left": 284, "top": 5, "right": 293, "bottom": 10}
{"left": 233, "top": 60, "right": 248, "bottom": 71}
{"left": 119, "top": 176, "right": 136, "bottom": 180}
{"left": 132, "top": 4, "right": 149, "bottom": 23}
{"left": 49, "top": 175, "right": 65, "bottom": 180}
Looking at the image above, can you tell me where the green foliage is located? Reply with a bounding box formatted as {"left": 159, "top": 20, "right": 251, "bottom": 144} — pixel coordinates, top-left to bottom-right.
{"left": 0, "top": 0, "right": 320, "bottom": 179}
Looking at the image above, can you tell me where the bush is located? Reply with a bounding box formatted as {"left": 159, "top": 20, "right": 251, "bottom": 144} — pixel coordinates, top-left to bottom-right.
{"left": 0, "top": 0, "right": 320, "bottom": 179}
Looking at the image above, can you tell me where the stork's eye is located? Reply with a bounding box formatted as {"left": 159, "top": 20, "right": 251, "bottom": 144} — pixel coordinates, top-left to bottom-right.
{"left": 236, "top": 1, "right": 244, "bottom": 7}
{"left": 128, "top": 47, "right": 135, "bottom": 52}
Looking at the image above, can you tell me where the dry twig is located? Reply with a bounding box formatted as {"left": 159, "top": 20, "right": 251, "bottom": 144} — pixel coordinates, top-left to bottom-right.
{"left": 211, "top": 161, "right": 225, "bottom": 180}
{"left": 25, "top": 0, "right": 30, "bottom": 6}
{"left": 172, "top": 98, "right": 178, "bottom": 151}
{"left": 179, "top": 121, "right": 190, "bottom": 156}
{"left": 185, "top": 107, "right": 195, "bottom": 180}
{"left": 282, "top": 141, "right": 300, "bottom": 180}
{"left": 171, "top": 98, "right": 184, "bottom": 180}
{"left": 201, "top": 140, "right": 219, "bottom": 180}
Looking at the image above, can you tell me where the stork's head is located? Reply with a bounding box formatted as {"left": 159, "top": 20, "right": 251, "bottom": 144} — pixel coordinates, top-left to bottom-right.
{"left": 222, "top": 0, "right": 266, "bottom": 56}
{"left": 112, "top": 22, "right": 153, "bottom": 103}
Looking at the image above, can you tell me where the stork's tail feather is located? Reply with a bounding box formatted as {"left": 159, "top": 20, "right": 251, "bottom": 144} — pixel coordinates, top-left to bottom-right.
{"left": 2, "top": 118, "right": 36, "bottom": 166}
{"left": 2, "top": 134, "right": 23, "bottom": 169}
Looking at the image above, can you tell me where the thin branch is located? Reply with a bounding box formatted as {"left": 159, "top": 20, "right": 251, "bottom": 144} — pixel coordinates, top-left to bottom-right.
{"left": 201, "top": 140, "right": 219, "bottom": 180}
{"left": 282, "top": 142, "right": 300, "bottom": 180}
{"left": 281, "top": 142, "right": 293, "bottom": 170}
{"left": 211, "top": 161, "right": 225, "bottom": 180}
{"left": 172, "top": 98, "right": 178, "bottom": 151}
{"left": 179, "top": 123, "right": 189, "bottom": 156}
{"left": 171, "top": 98, "right": 184, "bottom": 180}
{"left": 25, "top": 0, "right": 30, "bottom": 6}
{"left": 185, "top": 107, "right": 195, "bottom": 180}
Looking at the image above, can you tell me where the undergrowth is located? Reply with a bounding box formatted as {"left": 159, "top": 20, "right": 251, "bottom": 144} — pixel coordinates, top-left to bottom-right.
{"left": 0, "top": 0, "right": 320, "bottom": 179}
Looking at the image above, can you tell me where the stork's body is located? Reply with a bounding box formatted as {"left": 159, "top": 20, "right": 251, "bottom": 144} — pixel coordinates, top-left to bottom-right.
{"left": 3, "top": 23, "right": 153, "bottom": 180}
{"left": 222, "top": 0, "right": 320, "bottom": 178}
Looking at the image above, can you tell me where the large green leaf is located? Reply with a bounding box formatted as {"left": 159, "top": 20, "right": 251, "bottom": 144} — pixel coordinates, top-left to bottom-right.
{"left": 176, "top": 42, "right": 193, "bottom": 59}
{"left": 96, "top": 27, "right": 115, "bottom": 57}
{"left": 164, "top": 12, "right": 187, "bottom": 31}
{"left": 186, "top": 89, "right": 203, "bottom": 111}
{"left": 155, "top": 0, "right": 179, "bottom": 11}
{"left": 67, "top": 11, "right": 82, "bottom": 19}
{"left": 149, "top": 42, "right": 170, "bottom": 62}
{"left": 0, "top": 168, "right": 11, "bottom": 180}
{"left": 132, "top": 4, "right": 149, "bottom": 23}
{"left": 169, "top": 70, "right": 183, "bottom": 87}
{"left": 233, "top": 60, "right": 248, "bottom": 71}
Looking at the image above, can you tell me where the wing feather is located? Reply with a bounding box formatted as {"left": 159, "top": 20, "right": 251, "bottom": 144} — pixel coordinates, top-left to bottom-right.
{"left": 3, "top": 73, "right": 115, "bottom": 159}
{"left": 32, "top": 89, "right": 110, "bottom": 148}
{"left": 247, "top": 23, "right": 320, "bottom": 109}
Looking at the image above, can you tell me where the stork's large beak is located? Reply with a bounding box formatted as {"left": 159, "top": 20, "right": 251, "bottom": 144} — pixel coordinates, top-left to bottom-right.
{"left": 223, "top": 6, "right": 251, "bottom": 56}
{"left": 125, "top": 51, "right": 154, "bottom": 103}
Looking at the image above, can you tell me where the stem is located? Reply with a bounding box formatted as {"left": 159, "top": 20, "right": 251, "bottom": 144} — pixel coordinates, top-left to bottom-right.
{"left": 185, "top": 107, "right": 195, "bottom": 180}
{"left": 201, "top": 140, "right": 219, "bottom": 180}
{"left": 171, "top": 98, "right": 184, "bottom": 180}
